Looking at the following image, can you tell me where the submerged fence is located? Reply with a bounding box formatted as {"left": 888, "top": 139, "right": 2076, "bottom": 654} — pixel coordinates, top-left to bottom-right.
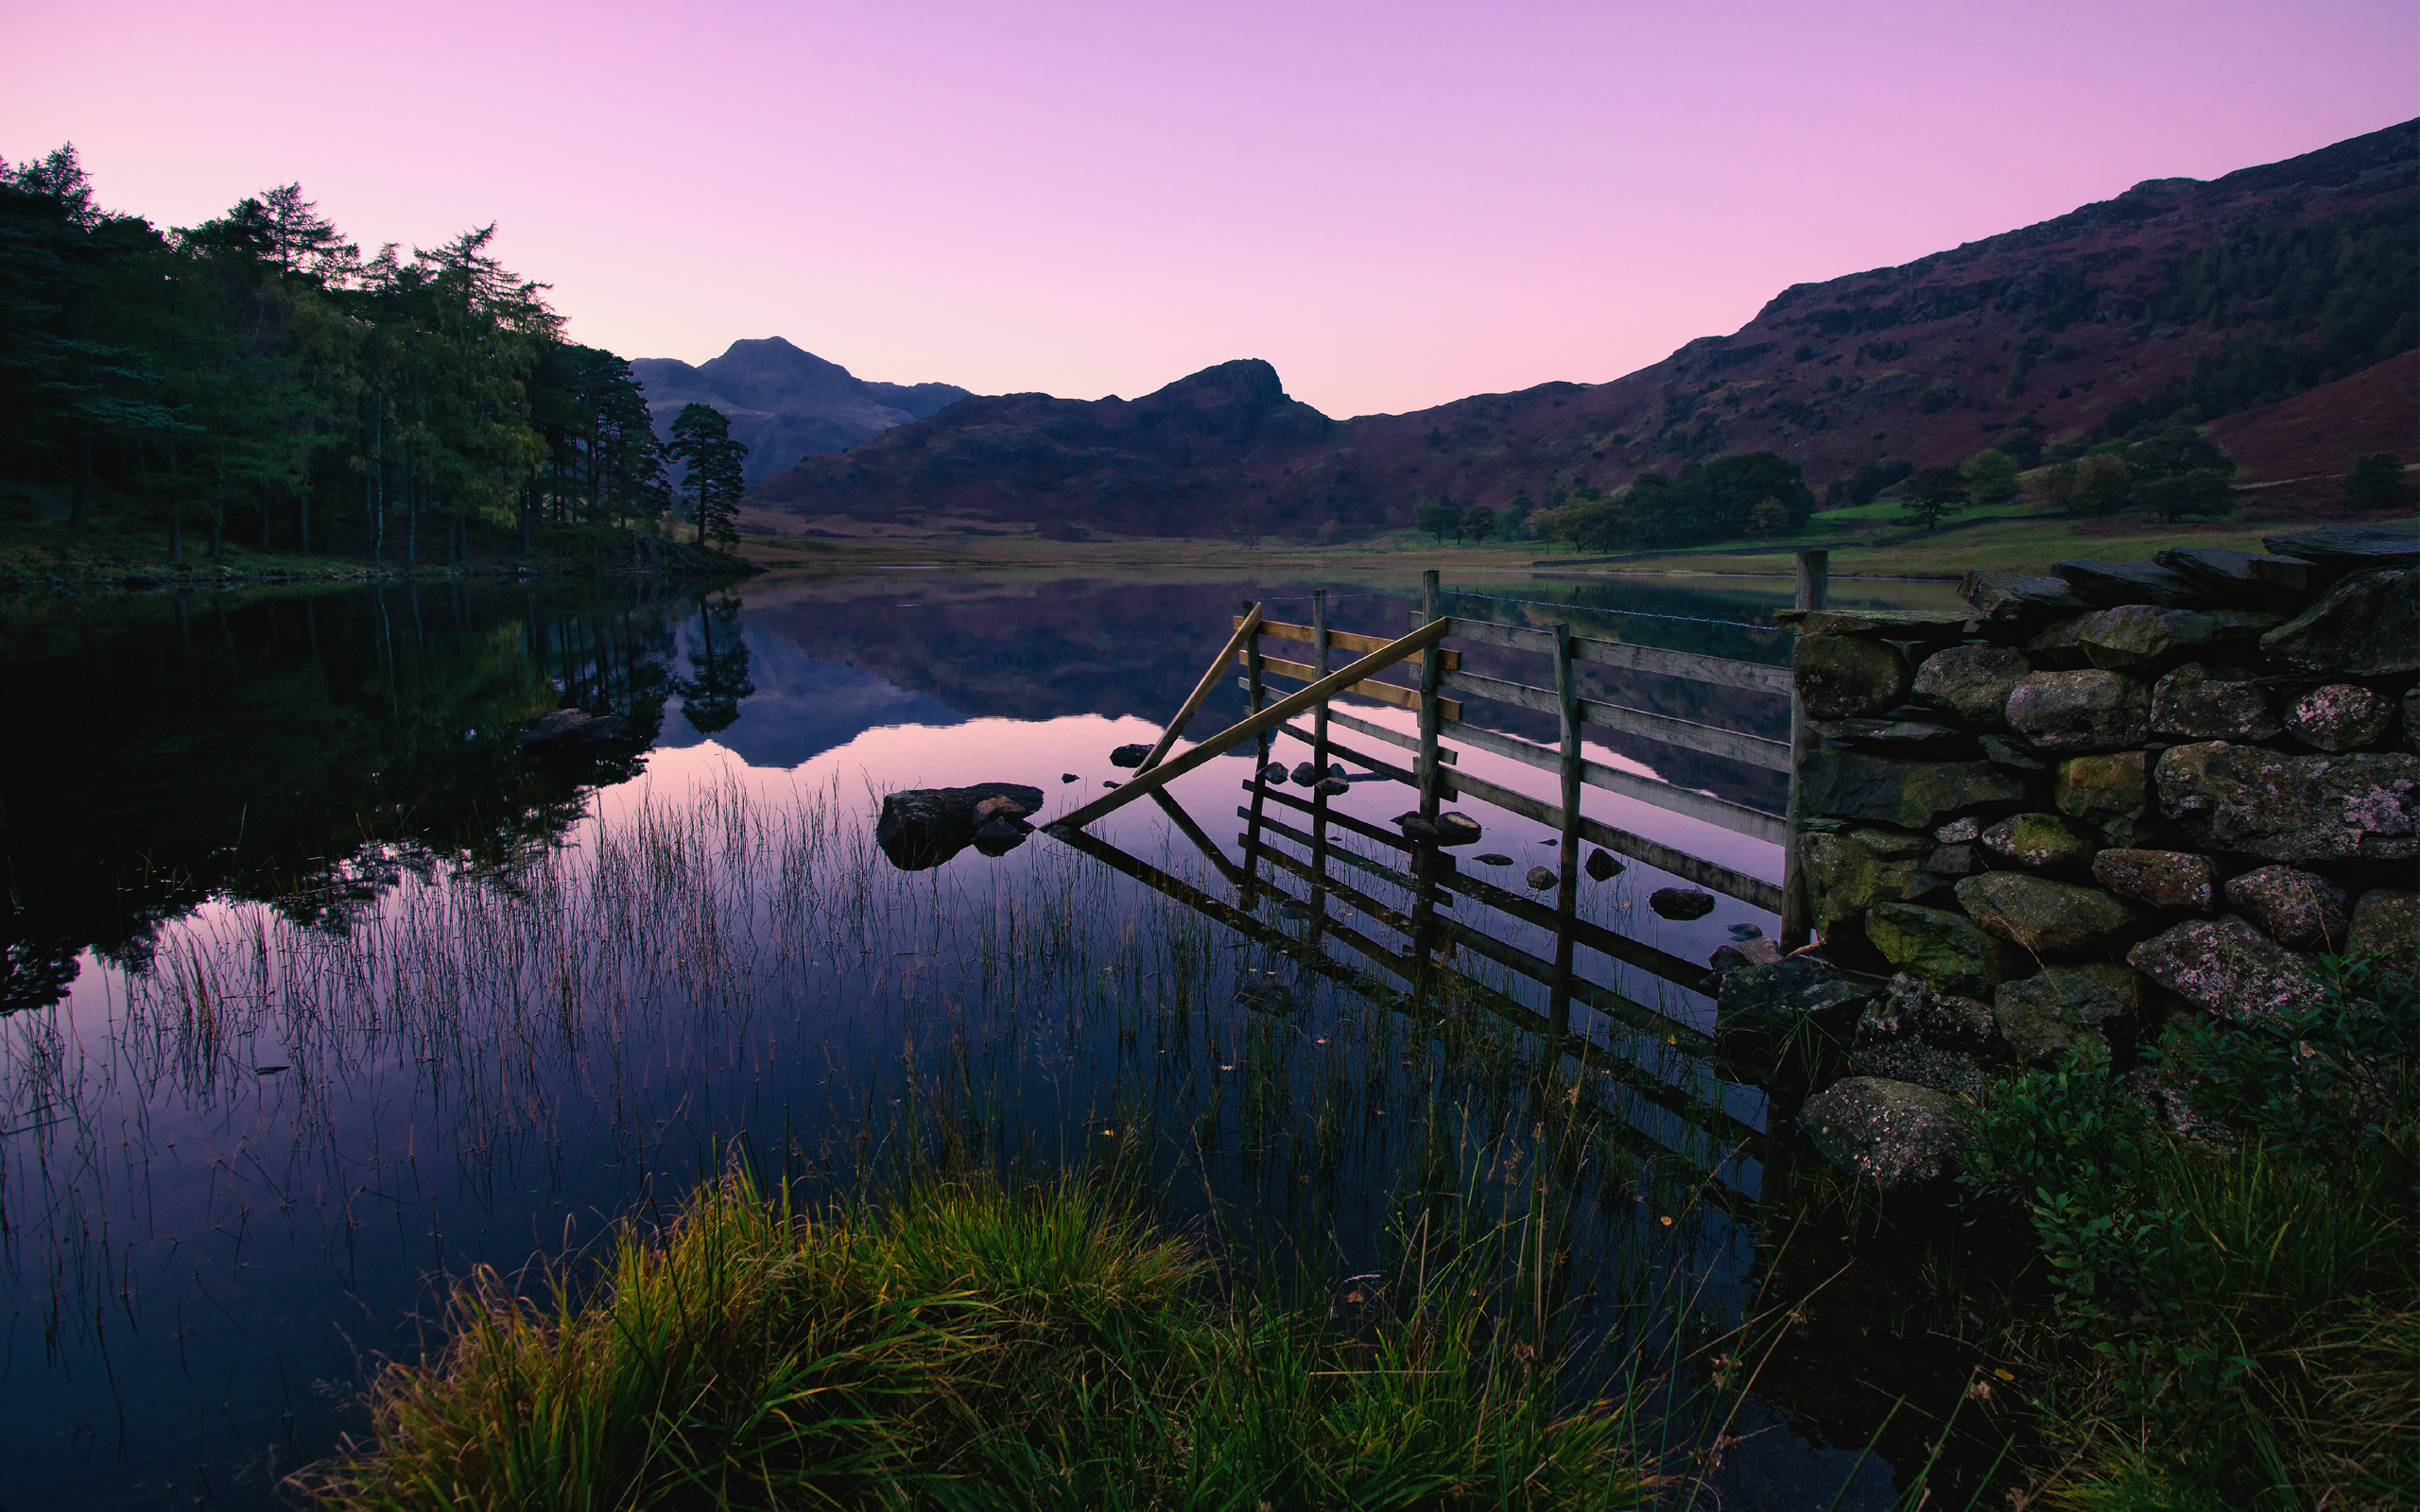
{"left": 1048, "top": 558, "right": 1833, "bottom": 1208}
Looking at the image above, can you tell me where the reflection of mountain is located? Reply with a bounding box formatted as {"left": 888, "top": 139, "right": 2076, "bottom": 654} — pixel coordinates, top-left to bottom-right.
{"left": 662, "top": 627, "right": 963, "bottom": 767}
{"left": 736, "top": 576, "right": 1794, "bottom": 812}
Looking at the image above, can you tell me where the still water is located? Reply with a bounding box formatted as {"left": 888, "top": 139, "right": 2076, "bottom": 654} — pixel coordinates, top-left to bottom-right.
{"left": 0, "top": 567, "right": 1968, "bottom": 1509}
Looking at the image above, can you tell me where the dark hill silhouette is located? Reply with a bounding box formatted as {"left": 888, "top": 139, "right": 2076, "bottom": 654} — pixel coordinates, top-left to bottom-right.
{"left": 753, "top": 119, "right": 2416, "bottom": 536}
{"left": 632, "top": 336, "right": 972, "bottom": 483}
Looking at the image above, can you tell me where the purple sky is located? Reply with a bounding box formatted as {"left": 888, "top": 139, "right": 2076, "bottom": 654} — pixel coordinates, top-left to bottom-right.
{"left": 7, "top": 1, "right": 2412, "bottom": 418}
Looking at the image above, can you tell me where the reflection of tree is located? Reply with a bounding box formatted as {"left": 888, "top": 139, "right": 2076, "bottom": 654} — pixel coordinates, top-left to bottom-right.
{"left": 677, "top": 595, "right": 756, "bottom": 736}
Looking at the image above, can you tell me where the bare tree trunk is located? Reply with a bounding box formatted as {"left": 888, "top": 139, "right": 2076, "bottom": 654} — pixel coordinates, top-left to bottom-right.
{"left": 71, "top": 433, "right": 95, "bottom": 533}
{"left": 298, "top": 479, "right": 311, "bottom": 555}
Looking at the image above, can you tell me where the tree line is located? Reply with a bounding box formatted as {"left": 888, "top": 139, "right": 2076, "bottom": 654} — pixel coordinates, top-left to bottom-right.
{"left": 0, "top": 145, "right": 748, "bottom": 564}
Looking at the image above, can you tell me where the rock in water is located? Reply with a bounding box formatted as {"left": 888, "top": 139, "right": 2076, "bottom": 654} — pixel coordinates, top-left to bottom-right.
{"left": 1475, "top": 853, "right": 1513, "bottom": 866}
{"left": 1261, "top": 762, "right": 1288, "bottom": 782}
{"left": 1717, "top": 957, "right": 1883, "bottom": 1040}
{"left": 1434, "top": 813, "right": 1483, "bottom": 846}
{"left": 972, "top": 819, "right": 1028, "bottom": 856}
{"left": 1799, "top": 1077, "right": 1976, "bottom": 1191}
{"left": 1650, "top": 887, "right": 1716, "bottom": 920}
{"left": 1290, "top": 762, "right": 1321, "bottom": 786}
{"left": 1110, "top": 743, "right": 1152, "bottom": 768}
{"left": 1061, "top": 773, "right": 1079, "bottom": 783}
{"left": 519, "top": 708, "right": 638, "bottom": 752}
{"left": 875, "top": 782, "right": 1046, "bottom": 870}
{"left": 1586, "top": 849, "right": 1623, "bottom": 881}
{"left": 1316, "top": 778, "right": 1350, "bottom": 797}
{"left": 973, "top": 795, "right": 1028, "bottom": 822}
{"left": 1526, "top": 865, "right": 1557, "bottom": 891}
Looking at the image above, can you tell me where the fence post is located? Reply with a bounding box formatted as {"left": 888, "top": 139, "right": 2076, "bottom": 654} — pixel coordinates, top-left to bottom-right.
{"left": 1781, "top": 550, "right": 1827, "bottom": 952}
{"left": 1310, "top": 588, "right": 1333, "bottom": 938}
{"left": 1240, "top": 598, "right": 1270, "bottom": 908}
{"left": 1409, "top": 569, "right": 1445, "bottom": 1005}
{"left": 1548, "top": 620, "right": 1582, "bottom": 1055}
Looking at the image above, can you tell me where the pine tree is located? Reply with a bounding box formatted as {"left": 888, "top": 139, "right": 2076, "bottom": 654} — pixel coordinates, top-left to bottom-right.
{"left": 666, "top": 403, "right": 747, "bottom": 547}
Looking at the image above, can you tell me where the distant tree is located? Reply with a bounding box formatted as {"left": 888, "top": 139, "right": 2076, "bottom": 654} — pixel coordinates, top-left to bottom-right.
{"left": 1747, "top": 497, "right": 1791, "bottom": 537}
{"left": 1523, "top": 507, "right": 1559, "bottom": 544}
{"left": 1901, "top": 465, "right": 1970, "bottom": 531}
{"left": 665, "top": 403, "right": 748, "bottom": 547}
{"left": 258, "top": 183, "right": 358, "bottom": 283}
{"left": 2033, "top": 459, "right": 2082, "bottom": 516}
{"left": 2075, "top": 453, "right": 2134, "bottom": 517}
{"left": 1316, "top": 517, "right": 1345, "bottom": 544}
{"left": 2128, "top": 425, "right": 2235, "bottom": 485}
{"left": 2140, "top": 468, "right": 2238, "bottom": 524}
{"left": 1414, "top": 498, "right": 1458, "bottom": 541}
{"left": 2342, "top": 452, "right": 2409, "bottom": 511}
{"left": 1996, "top": 414, "right": 2046, "bottom": 468}
{"left": 1845, "top": 456, "right": 1913, "bottom": 505}
{"left": 1553, "top": 494, "right": 1630, "bottom": 552}
{"left": 1961, "top": 447, "right": 2020, "bottom": 504}
{"left": 1461, "top": 503, "right": 1496, "bottom": 541}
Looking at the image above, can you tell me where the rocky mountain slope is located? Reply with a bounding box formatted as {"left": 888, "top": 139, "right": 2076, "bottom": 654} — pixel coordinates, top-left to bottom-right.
{"left": 752, "top": 118, "right": 2415, "bottom": 537}
{"left": 632, "top": 337, "right": 972, "bottom": 483}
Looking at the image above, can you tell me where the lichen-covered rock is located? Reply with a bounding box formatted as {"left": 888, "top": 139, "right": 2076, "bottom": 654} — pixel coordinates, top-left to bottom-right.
{"left": 1925, "top": 843, "right": 1982, "bottom": 876}
{"left": 2128, "top": 916, "right": 2325, "bottom": 1018}
{"left": 2155, "top": 743, "right": 2420, "bottom": 861}
{"left": 2222, "top": 866, "right": 2349, "bottom": 953}
{"left": 2007, "top": 670, "right": 2152, "bottom": 752}
{"left": 1956, "top": 872, "right": 2140, "bottom": 958}
{"left": 2091, "top": 849, "right": 2221, "bottom": 911}
{"left": 2287, "top": 684, "right": 2395, "bottom": 752}
{"left": 1864, "top": 902, "right": 2026, "bottom": 997}
{"left": 2347, "top": 888, "right": 2419, "bottom": 983}
{"left": 1856, "top": 972, "right": 2004, "bottom": 1057}
{"left": 2054, "top": 751, "right": 2150, "bottom": 847}
{"left": 1981, "top": 812, "right": 2101, "bottom": 872}
{"left": 1802, "top": 833, "right": 1939, "bottom": 940}
{"left": 1651, "top": 886, "right": 1716, "bottom": 919}
{"left": 1799, "top": 1077, "right": 1977, "bottom": 1191}
{"left": 1793, "top": 634, "right": 1912, "bottom": 719}
{"left": 1910, "top": 644, "right": 2030, "bottom": 730}
{"left": 1936, "top": 816, "right": 1981, "bottom": 843}
{"left": 2151, "top": 662, "right": 2278, "bottom": 741}
{"left": 1993, "top": 963, "right": 2145, "bottom": 1064}
{"left": 2072, "top": 605, "right": 2228, "bottom": 669}
{"left": 1796, "top": 749, "right": 2030, "bottom": 831}
{"left": 1716, "top": 956, "right": 1884, "bottom": 1039}
{"left": 2258, "top": 568, "right": 2420, "bottom": 677}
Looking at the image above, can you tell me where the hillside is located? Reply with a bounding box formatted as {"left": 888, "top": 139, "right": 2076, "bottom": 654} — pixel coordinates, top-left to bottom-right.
{"left": 752, "top": 118, "right": 2415, "bottom": 538}
{"left": 633, "top": 337, "right": 972, "bottom": 483}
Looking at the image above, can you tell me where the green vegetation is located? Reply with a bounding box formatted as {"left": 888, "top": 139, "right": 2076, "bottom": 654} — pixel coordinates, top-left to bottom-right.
{"left": 2344, "top": 452, "right": 2411, "bottom": 513}
{"left": 1899, "top": 464, "right": 1971, "bottom": 532}
{"left": 1962, "top": 956, "right": 2418, "bottom": 1508}
{"left": 299, "top": 1165, "right": 1660, "bottom": 1510}
{"left": 667, "top": 402, "right": 751, "bottom": 548}
{"left": 1551, "top": 451, "right": 1813, "bottom": 551}
{"left": 1960, "top": 448, "right": 2020, "bottom": 505}
{"left": 0, "top": 144, "right": 679, "bottom": 569}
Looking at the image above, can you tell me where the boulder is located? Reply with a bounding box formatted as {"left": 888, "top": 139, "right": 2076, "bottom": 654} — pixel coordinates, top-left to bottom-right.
{"left": 1981, "top": 812, "right": 2100, "bottom": 872}
{"left": 2155, "top": 743, "right": 2420, "bottom": 861}
{"left": 2347, "top": 888, "right": 2419, "bottom": 981}
{"left": 1910, "top": 644, "right": 2031, "bottom": 730}
{"left": 1863, "top": 902, "right": 2026, "bottom": 998}
{"left": 517, "top": 708, "right": 639, "bottom": 752}
{"left": 2053, "top": 751, "right": 2149, "bottom": 843}
{"left": 2222, "top": 865, "right": 2348, "bottom": 953}
{"left": 1792, "top": 634, "right": 1912, "bottom": 719}
{"left": 1956, "top": 872, "right": 2140, "bottom": 958}
{"left": 1852, "top": 973, "right": 2007, "bottom": 1091}
{"left": 1290, "top": 761, "right": 1322, "bottom": 785}
{"left": 2128, "top": 916, "right": 2325, "bottom": 1019}
{"left": 1796, "top": 750, "right": 2029, "bottom": 831}
{"left": 1800, "top": 1077, "right": 1977, "bottom": 1191}
{"left": 2261, "top": 523, "right": 2420, "bottom": 573}
{"left": 1716, "top": 956, "right": 1884, "bottom": 1040}
{"left": 1979, "top": 734, "right": 2048, "bottom": 770}
{"left": 2052, "top": 558, "right": 2209, "bottom": 609}
{"left": 2006, "top": 670, "right": 2152, "bottom": 752}
{"left": 2022, "top": 612, "right": 2098, "bottom": 669}
{"left": 1802, "top": 831, "right": 1940, "bottom": 937}
{"left": 1709, "top": 937, "right": 1786, "bottom": 974}
{"left": 1526, "top": 865, "right": 1556, "bottom": 891}
{"left": 1651, "top": 887, "right": 1716, "bottom": 920}
{"left": 972, "top": 819, "right": 1029, "bottom": 856}
{"left": 2072, "top": 605, "right": 2228, "bottom": 669}
{"left": 2287, "top": 684, "right": 2394, "bottom": 753}
{"left": 1110, "top": 744, "right": 1152, "bottom": 768}
{"left": 2259, "top": 568, "right": 2420, "bottom": 677}
{"left": 1959, "top": 569, "right": 2088, "bottom": 627}
{"left": 875, "top": 782, "right": 1047, "bottom": 869}
{"left": 1993, "top": 963, "right": 2146, "bottom": 1065}
{"left": 2091, "top": 849, "right": 2220, "bottom": 911}
{"left": 1260, "top": 762, "right": 1288, "bottom": 782}
{"left": 1585, "top": 848, "right": 1622, "bottom": 881}
{"left": 1435, "top": 813, "right": 1482, "bottom": 846}
{"left": 2151, "top": 662, "right": 2278, "bottom": 741}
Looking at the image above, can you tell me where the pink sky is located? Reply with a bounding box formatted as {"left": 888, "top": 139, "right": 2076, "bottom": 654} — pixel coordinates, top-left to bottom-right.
{"left": 6, "top": 1, "right": 2412, "bottom": 419}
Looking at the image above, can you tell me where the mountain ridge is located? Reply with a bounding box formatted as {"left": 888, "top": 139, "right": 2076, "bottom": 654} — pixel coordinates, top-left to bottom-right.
{"left": 632, "top": 336, "right": 972, "bottom": 483}
{"left": 752, "top": 118, "right": 2416, "bottom": 536}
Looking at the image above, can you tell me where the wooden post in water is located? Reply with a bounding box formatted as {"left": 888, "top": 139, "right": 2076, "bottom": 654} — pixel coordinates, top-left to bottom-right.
{"left": 1408, "top": 569, "right": 1445, "bottom": 1005}
{"left": 1240, "top": 598, "right": 1270, "bottom": 908}
{"left": 1548, "top": 621, "right": 1582, "bottom": 1051}
{"left": 1310, "top": 589, "right": 1333, "bottom": 938}
{"left": 1781, "top": 550, "right": 1827, "bottom": 952}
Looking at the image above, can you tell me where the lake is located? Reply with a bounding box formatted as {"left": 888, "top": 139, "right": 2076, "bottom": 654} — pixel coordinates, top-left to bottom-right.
{"left": 0, "top": 564, "right": 1979, "bottom": 1509}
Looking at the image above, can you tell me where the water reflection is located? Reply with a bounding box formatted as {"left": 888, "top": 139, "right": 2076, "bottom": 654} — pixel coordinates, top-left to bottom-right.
{"left": 0, "top": 568, "right": 1967, "bottom": 1509}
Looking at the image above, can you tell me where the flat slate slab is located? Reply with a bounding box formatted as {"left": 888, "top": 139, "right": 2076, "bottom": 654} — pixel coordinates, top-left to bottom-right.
{"left": 1773, "top": 608, "right": 1981, "bottom": 637}
{"left": 2051, "top": 558, "right": 2210, "bottom": 609}
{"left": 2263, "top": 523, "right": 2420, "bottom": 569}
{"left": 2152, "top": 546, "right": 2313, "bottom": 601}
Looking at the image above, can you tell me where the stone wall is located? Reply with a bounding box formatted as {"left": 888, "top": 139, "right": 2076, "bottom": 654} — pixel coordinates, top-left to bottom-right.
{"left": 1724, "top": 523, "right": 2418, "bottom": 1188}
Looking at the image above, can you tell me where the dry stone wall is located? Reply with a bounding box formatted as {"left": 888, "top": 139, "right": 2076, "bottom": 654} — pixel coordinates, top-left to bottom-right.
{"left": 1731, "top": 523, "right": 2420, "bottom": 1190}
